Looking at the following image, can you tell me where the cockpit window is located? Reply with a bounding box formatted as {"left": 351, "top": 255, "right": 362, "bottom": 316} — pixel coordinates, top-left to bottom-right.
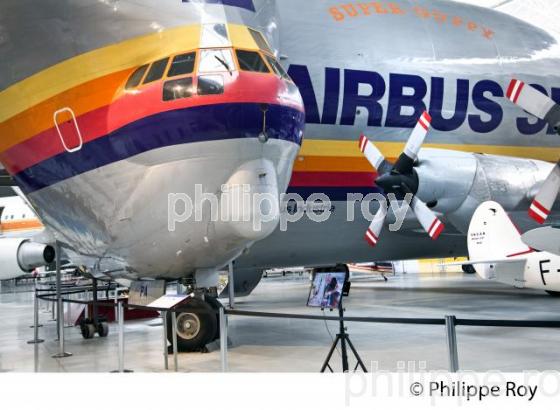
{"left": 163, "top": 77, "right": 194, "bottom": 101}
{"left": 236, "top": 50, "right": 269, "bottom": 73}
{"left": 143, "top": 57, "right": 169, "bottom": 84}
{"left": 198, "top": 75, "right": 225, "bottom": 95}
{"left": 249, "top": 28, "right": 273, "bottom": 54}
{"left": 168, "top": 52, "right": 196, "bottom": 77}
{"left": 125, "top": 64, "right": 149, "bottom": 89}
{"left": 264, "top": 55, "right": 291, "bottom": 80}
{"left": 199, "top": 49, "right": 235, "bottom": 74}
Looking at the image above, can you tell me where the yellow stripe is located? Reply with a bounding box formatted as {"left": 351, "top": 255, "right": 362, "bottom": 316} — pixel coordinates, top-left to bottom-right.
{"left": 300, "top": 139, "right": 559, "bottom": 162}
{"left": 0, "top": 24, "right": 259, "bottom": 124}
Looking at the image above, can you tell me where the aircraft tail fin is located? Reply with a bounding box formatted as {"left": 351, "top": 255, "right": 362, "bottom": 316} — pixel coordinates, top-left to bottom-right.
{"left": 468, "top": 201, "right": 531, "bottom": 262}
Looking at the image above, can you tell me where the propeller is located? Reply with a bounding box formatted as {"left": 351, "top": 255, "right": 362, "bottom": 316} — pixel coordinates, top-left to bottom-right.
{"left": 506, "top": 79, "right": 560, "bottom": 224}
{"left": 359, "top": 111, "right": 445, "bottom": 247}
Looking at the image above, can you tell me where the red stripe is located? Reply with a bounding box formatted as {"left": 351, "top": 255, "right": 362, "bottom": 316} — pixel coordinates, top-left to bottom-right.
{"left": 365, "top": 231, "right": 378, "bottom": 247}
{"left": 513, "top": 81, "right": 524, "bottom": 104}
{"left": 529, "top": 208, "right": 546, "bottom": 224}
{"left": 0, "top": 72, "right": 298, "bottom": 175}
{"left": 419, "top": 118, "right": 428, "bottom": 131}
{"left": 359, "top": 135, "right": 367, "bottom": 152}
{"left": 431, "top": 222, "right": 444, "bottom": 240}
{"left": 289, "top": 171, "right": 377, "bottom": 187}
{"left": 422, "top": 111, "right": 432, "bottom": 123}
{"left": 507, "top": 249, "right": 534, "bottom": 258}
{"left": 428, "top": 218, "right": 439, "bottom": 234}
{"left": 532, "top": 200, "right": 550, "bottom": 215}
{"left": 506, "top": 79, "right": 517, "bottom": 100}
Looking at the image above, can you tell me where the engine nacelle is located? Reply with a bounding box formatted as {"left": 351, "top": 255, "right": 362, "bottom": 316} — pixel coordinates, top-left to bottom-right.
{"left": 0, "top": 238, "right": 55, "bottom": 279}
{"left": 415, "top": 149, "right": 549, "bottom": 233}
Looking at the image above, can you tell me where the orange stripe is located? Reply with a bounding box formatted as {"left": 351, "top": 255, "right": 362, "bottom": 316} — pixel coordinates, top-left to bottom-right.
{"left": 1, "top": 219, "right": 43, "bottom": 232}
{"left": 0, "top": 69, "right": 133, "bottom": 154}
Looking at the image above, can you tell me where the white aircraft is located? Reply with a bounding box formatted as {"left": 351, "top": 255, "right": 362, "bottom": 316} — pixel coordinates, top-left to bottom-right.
{"left": 460, "top": 201, "right": 560, "bottom": 296}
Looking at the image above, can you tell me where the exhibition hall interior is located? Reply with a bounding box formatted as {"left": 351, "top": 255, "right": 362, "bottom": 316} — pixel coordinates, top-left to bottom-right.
{"left": 0, "top": 0, "right": 559, "bottom": 408}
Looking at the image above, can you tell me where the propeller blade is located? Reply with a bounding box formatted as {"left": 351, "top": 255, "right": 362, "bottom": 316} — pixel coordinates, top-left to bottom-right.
{"left": 393, "top": 111, "right": 432, "bottom": 174}
{"left": 529, "top": 162, "right": 560, "bottom": 224}
{"left": 411, "top": 197, "right": 445, "bottom": 240}
{"left": 403, "top": 111, "right": 432, "bottom": 161}
{"left": 359, "top": 134, "right": 386, "bottom": 170}
{"left": 364, "top": 205, "right": 388, "bottom": 247}
{"left": 506, "top": 79, "right": 560, "bottom": 128}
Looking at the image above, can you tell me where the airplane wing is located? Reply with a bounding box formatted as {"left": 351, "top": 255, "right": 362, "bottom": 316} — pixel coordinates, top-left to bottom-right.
{"left": 441, "top": 259, "right": 528, "bottom": 267}
{"left": 441, "top": 258, "right": 528, "bottom": 286}
{"left": 521, "top": 227, "right": 560, "bottom": 255}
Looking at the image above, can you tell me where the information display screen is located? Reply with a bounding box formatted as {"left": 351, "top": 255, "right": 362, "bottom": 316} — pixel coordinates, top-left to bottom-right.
{"left": 307, "top": 270, "right": 347, "bottom": 309}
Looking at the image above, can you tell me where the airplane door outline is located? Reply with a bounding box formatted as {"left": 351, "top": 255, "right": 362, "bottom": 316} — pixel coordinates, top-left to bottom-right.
{"left": 53, "top": 107, "right": 83, "bottom": 153}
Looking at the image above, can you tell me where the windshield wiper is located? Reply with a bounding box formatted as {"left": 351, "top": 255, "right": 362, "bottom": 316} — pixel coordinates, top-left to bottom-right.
{"left": 215, "top": 55, "right": 232, "bottom": 76}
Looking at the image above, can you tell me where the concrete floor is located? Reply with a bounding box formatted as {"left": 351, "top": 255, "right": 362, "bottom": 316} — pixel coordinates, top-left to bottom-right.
{"left": 1, "top": 270, "right": 560, "bottom": 372}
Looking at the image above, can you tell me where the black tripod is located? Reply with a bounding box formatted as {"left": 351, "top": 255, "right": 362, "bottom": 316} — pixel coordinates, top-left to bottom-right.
{"left": 320, "top": 301, "right": 367, "bottom": 373}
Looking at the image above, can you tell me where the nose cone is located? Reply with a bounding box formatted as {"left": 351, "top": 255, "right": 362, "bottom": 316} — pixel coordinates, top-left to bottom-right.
{"left": 376, "top": 174, "right": 402, "bottom": 192}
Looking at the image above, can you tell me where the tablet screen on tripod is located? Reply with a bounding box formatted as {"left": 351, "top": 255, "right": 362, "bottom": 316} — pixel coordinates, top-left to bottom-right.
{"left": 307, "top": 271, "right": 346, "bottom": 308}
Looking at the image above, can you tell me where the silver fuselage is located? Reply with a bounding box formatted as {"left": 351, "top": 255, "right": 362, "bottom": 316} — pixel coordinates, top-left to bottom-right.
{"left": 0, "top": 0, "right": 558, "bottom": 280}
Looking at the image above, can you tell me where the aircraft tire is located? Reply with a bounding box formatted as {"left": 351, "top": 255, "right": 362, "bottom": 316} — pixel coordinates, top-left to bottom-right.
{"left": 546, "top": 291, "right": 560, "bottom": 297}
{"left": 81, "top": 323, "right": 96, "bottom": 339}
{"left": 97, "top": 322, "right": 109, "bottom": 337}
{"left": 167, "top": 298, "right": 217, "bottom": 352}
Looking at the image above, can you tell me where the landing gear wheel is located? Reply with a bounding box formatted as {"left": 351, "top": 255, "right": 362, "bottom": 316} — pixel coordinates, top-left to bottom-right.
{"left": 462, "top": 264, "right": 476, "bottom": 274}
{"left": 81, "top": 323, "right": 96, "bottom": 339}
{"left": 546, "top": 291, "right": 560, "bottom": 297}
{"left": 167, "top": 298, "right": 217, "bottom": 352}
{"left": 97, "top": 322, "right": 109, "bottom": 337}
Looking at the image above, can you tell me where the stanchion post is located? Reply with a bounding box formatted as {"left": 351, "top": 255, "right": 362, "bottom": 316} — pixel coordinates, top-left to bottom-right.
{"left": 52, "top": 241, "right": 71, "bottom": 358}
{"left": 220, "top": 307, "right": 228, "bottom": 372}
{"left": 171, "top": 310, "right": 178, "bottom": 372}
{"left": 445, "top": 315, "right": 459, "bottom": 373}
{"left": 27, "top": 289, "right": 44, "bottom": 344}
{"left": 162, "top": 311, "right": 169, "bottom": 370}
{"left": 228, "top": 262, "right": 235, "bottom": 309}
{"left": 118, "top": 300, "right": 124, "bottom": 372}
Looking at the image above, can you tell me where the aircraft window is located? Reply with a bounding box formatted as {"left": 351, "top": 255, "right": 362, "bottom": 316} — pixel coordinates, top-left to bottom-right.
{"left": 249, "top": 28, "right": 273, "bottom": 54}
{"left": 143, "top": 57, "right": 169, "bottom": 84}
{"left": 198, "top": 49, "right": 235, "bottom": 74}
{"left": 163, "top": 77, "right": 194, "bottom": 101}
{"left": 198, "top": 75, "right": 224, "bottom": 95}
{"left": 168, "top": 52, "right": 196, "bottom": 77}
{"left": 201, "top": 23, "right": 230, "bottom": 48}
{"left": 236, "top": 50, "right": 269, "bottom": 73}
{"left": 265, "top": 55, "right": 290, "bottom": 80}
{"left": 125, "top": 64, "right": 149, "bottom": 89}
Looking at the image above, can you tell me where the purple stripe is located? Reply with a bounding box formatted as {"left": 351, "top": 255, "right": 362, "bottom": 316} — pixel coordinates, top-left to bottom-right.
{"left": 182, "top": 0, "right": 255, "bottom": 12}
{"left": 14, "top": 103, "right": 304, "bottom": 194}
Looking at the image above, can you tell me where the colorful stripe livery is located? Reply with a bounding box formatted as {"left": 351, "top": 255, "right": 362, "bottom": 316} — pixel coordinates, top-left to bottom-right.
{"left": 0, "top": 24, "right": 305, "bottom": 194}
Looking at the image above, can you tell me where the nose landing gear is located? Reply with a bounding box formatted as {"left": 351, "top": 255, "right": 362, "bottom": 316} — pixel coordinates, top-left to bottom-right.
{"left": 166, "top": 296, "right": 219, "bottom": 352}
